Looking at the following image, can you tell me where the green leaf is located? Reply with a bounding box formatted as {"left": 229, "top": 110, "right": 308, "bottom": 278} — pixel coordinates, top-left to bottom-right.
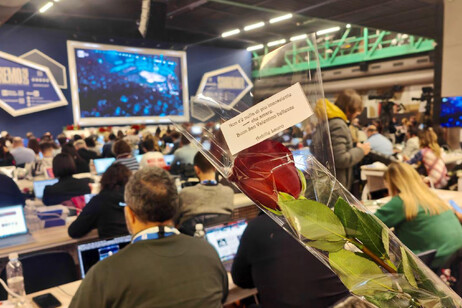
{"left": 355, "top": 208, "right": 387, "bottom": 259}
{"left": 307, "top": 239, "right": 345, "bottom": 252}
{"left": 334, "top": 197, "right": 388, "bottom": 259}
{"left": 278, "top": 198, "right": 346, "bottom": 242}
{"left": 382, "top": 228, "right": 390, "bottom": 256}
{"left": 400, "top": 247, "right": 418, "bottom": 288}
{"left": 404, "top": 250, "right": 459, "bottom": 308}
{"left": 329, "top": 249, "right": 392, "bottom": 296}
{"left": 334, "top": 197, "right": 358, "bottom": 236}
{"left": 364, "top": 292, "right": 415, "bottom": 308}
{"left": 278, "top": 192, "right": 295, "bottom": 203}
{"left": 261, "top": 205, "right": 283, "bottom": 216}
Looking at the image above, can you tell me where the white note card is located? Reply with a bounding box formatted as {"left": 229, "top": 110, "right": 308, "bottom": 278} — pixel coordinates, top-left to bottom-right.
{"left": 221, "top": 82, "right": 313, "bottom": 155}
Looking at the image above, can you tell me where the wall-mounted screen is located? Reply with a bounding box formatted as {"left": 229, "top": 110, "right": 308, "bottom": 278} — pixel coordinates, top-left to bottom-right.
{"left": 67, "top": 41, "right": 189, "bottom": 126}
{"left": 440, "top": 96, "right": 462, "bottom": 127}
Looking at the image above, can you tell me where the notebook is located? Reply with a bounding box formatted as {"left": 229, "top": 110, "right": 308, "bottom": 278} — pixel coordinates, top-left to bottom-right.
{"left": 0, "top": 205, "right": 35, "bottom": 248}
{"left": 33, "top": 178, "right": 59, "bottom": 199}
{"left": 205, "top": 220, "right": 248, "bottom": 271}
{"left": 76, "top": 235, "right": 131, "bottom": 278}
{"left": 93, "top": 157, "right": 116, "bottom": 175}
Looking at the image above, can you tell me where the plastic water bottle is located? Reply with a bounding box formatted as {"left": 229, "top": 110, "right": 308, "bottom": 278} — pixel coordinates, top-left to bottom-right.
{"left": 6, "top": 253, "right": 26, "bottom": 306}
{"left": 24, "top": 204, "right": 41, "bottom": 232}
{"left": 194, "top": 224, "right": 205, "bottom": 239}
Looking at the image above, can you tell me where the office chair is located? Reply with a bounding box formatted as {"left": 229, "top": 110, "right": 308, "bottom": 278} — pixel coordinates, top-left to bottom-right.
{"left": 0, "top": 251, "right": 78, "bottom": 300}
{"left": 178, "top": 213, "right": 232, "bottom": 236}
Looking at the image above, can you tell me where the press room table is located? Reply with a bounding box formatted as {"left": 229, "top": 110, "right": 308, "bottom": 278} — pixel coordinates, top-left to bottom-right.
{"left": 363, "top": 189, "right": 462, "bottom": 213}
{"left": 0, "top": 223, "right": 98, "bottom": 259}
{"left": 26, "top": 273, "right": 258, "bottom": 307}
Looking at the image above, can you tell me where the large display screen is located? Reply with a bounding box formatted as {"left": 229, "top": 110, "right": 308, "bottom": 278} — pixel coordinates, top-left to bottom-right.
{"left": 67, "top": 41, "right": 189, "bottom": 126}
{"left": 440, "top": 96, "right": 462, "bottom": 127}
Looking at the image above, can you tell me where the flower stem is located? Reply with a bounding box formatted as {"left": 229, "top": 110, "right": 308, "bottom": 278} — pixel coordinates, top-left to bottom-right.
{"left": 347, "top": 238, "right": 397, "bottom": 274}
{"left": 361, "top": 245, "right": 397, "bottom": 274}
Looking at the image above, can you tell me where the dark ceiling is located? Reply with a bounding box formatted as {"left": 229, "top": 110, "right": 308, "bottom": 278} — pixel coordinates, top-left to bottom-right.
{"left": 2, "top": 0, "right": 442, "bottom": 49}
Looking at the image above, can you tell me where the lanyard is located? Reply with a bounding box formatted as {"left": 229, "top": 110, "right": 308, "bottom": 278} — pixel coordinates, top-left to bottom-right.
{"left": 132, "top": 226, "right": 180, "bottom": 243}
{"left": 201, "top": 180, "right": 218, "bottom": 186}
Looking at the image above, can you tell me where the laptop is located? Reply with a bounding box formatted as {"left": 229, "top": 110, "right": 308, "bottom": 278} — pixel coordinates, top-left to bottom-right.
{"left": 205, "top": 220, "right": 248, "bottom": 271}
{"left": 33, "top": 178, "right": 59, "bottom": 199}
{"left": 76, "top": 235, "right": 131, "bottom": 278}
{"left": 0, "top": 205, "right": 35, "bottom": 248}
{"left": 163, "top": 154, "right": 174, "bottom": 167}
{"left": 135, "top": 154, "right": 143, "bottom": 163}
{"left": 93, "top": 157, "right": 116, "bottom": 175}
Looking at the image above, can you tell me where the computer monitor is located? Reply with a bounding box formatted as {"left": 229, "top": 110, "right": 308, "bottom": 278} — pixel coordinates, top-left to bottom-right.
{"left": 93, "top": 158, "right": 116, "bottom": 175}
{"left": 205, "top": 220, "right": 247, "bottom": 264}
{"left": 33, "top": 178, "right": 59, "bottom": 199}
{"left": 0, "top": 205, "right": 28, "bottom": 239}
{"left": 163, "top": 154, "right": 174, "bottom": 166}
{"left": 76, "top": 235, "right": 131, "bottom": 278}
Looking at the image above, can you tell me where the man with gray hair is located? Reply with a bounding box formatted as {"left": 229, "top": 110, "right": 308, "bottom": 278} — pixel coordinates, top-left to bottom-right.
{"left": 69, "top": 167, "right": 228, "bottom": 308}
{"left": 10, "top": 137, "right": 35, "bottom": 166}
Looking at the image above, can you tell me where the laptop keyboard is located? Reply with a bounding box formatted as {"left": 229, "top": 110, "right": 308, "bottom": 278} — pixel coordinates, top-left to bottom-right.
{"left": 0, "top": 234, "right": 35, "bottom": 249}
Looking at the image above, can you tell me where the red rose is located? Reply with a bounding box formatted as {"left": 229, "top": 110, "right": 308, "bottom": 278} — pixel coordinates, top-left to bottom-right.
{"left": 66, "top": 125, "right": 73, "bottom": 130}
{"left": 229, "top": 140, "right": 302, "bottom": 211}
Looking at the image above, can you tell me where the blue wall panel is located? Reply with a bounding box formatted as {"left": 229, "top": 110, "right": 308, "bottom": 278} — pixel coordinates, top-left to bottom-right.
{"left": 0, "top": 25, "right": 251, "bottom": 137}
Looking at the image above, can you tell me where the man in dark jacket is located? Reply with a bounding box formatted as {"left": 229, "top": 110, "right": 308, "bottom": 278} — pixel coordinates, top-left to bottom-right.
{"left": 232, "top": 213, "right": 349, "bottom": 308}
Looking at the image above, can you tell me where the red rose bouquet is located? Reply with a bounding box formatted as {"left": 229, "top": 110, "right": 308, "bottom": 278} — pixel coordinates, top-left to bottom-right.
{"left": 172, "top": 39, "right": 461, "bottom": 307}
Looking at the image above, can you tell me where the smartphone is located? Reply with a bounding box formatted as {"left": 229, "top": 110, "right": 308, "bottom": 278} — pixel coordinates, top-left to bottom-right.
{"left": 32, "top": 293, "right": 62, "bottom": 308}
{"left": 449, "top": 200, "right": 462, "bottom": 214}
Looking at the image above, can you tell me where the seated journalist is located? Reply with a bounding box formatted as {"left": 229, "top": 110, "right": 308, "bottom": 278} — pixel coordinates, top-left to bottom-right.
{"left": 69, "top": 167, "right": 228, "bottom": 308}
{"left": 68, "top": 163, "right": 131, "bottom": 239}
{"left": 176, "top": 152, "right": 234, "bottom": 235}
{"left": 0, "top": 173, "right": 25, "bottom": 206}
{"left": 232, "top": 213, "right": 349, "bottom": 308}
{"left": 42, "top": 153, "right": 91, "bottom": 206}
{"left": 375, "top": 162, "right": 462, "bottom": 268}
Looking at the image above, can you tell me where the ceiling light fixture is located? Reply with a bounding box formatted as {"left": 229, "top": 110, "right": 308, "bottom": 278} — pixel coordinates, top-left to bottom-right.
{"left": 269, "top": 13, "right": 293, "bottom": 24}
{"left": 290, "top": 34, "right": 307, "bottom": 42}
{"left": 247, "top": 44, "right": 264, "bottom": 51}
{"left": 267, "top": 39, "right": 286, "bottom": 47}
{"left": 346, "top": 24, "right": 351, "bottom": 28}
{"left": 244, "top": 22, "right": 265, "bottom": 31}
{"left": 221, "top": 29, "right": 240, "bottom": 38}
{"left": 316, "top": 26, "right": 341, "bottom": 36}
{"left": 39, "top": 2, "right": 54, "bottom": 13}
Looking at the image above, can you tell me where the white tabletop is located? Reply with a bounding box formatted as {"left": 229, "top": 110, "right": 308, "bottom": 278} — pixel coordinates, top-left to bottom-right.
{"left": 0, "top": 223, "right": 98, "bottom": 259}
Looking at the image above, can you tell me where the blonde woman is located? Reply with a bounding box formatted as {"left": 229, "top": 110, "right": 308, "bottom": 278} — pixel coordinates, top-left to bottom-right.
{"left": 375, "top": 162, "right": 462, "bottom": 268}
{"left": 407, "top": 128, "right": 448, "bottom": 188}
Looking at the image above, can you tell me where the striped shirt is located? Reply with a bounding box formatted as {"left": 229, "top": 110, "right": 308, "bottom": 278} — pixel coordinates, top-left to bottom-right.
{"left": 407, "top": 147, "right": 448, "bottom": 188}
{"left": 115, "top": 156, "right": 139, "bottom": 171}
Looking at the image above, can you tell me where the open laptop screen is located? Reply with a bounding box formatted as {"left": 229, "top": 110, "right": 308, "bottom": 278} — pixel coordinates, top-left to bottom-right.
{"left": 0, "top": 205, "right": 28, "bottom": 239}
{"left": 205, "top": 220, "right": 248, "bottom": 263}
{"left": 76, "top": 235, "right": 131, "bottom": 278}
{"left": 94, "top": 158, "right": 116, "bottom": 175}
{"left": 163, "top": 155, "right": 174, "bottom": 166}
{"left": 33, "top": 179, "right": 59, "bottom": 199}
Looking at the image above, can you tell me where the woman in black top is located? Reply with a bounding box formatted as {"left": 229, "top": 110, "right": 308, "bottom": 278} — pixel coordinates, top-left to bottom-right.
{"left": 68, "top": 163, "right": 131, "bottom": 239}
{"left": 0, "top": 138, "right": 15, "bottom": 166}
{"left": 42, "top": 153, "right": 91, "bottom": 205}
{"left": 61, "top": 143, "right": 90, "bottom": 174}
